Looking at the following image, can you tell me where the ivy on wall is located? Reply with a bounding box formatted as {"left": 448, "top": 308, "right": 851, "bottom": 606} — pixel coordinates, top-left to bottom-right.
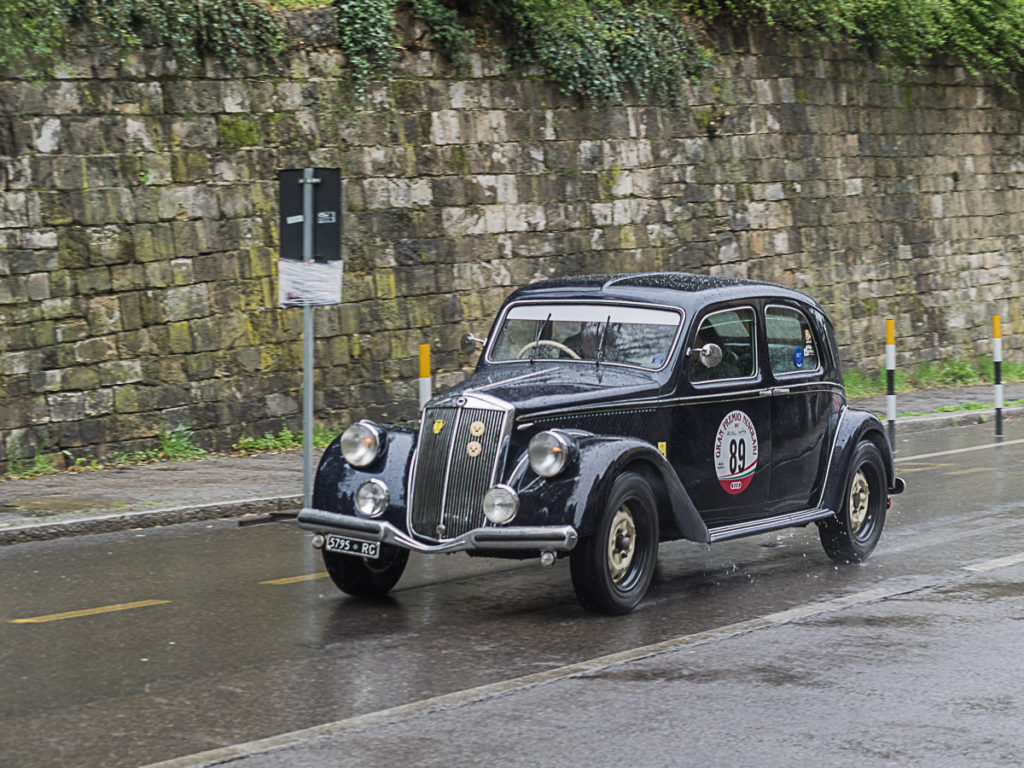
{"left": 687, "top": 0, "right": 1024, "bottom": 89}
{"left": 0, "top": 0, "right": 284, "bottom": 75}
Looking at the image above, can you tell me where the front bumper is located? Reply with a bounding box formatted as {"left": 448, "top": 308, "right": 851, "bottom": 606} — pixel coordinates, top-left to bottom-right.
{"left": 297, "top": 507, "right": 579, "bottom": 554}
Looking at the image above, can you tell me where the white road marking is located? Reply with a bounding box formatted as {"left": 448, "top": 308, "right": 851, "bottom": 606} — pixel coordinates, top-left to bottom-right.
{"left": 897, "top": 437, "right": 1024, "bottom": 463}
{"left": 963, "top": 551, "right": 1024, "bottom": 572}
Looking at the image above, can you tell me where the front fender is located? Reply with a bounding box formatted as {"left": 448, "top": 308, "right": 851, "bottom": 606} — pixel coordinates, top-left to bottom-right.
{"left": 311, "top": 425, "right": 416, "bottom": 529}
{"left": 509, "top": 434, "right": 710, "bottom": 543}
{"left": 819, "top": 407, "right": 901, "bottom": 514}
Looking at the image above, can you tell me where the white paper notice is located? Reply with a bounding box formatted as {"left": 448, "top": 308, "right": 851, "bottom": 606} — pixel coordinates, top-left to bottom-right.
{"left": 278, "top": 259, "right": 343, "bottom": 307}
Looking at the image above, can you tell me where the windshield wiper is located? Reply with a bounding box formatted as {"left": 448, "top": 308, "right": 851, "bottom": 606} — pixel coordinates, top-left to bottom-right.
{"left": 530, "top": 313, "right": 551, "bottom": 364}
{"left": 596, "top": 315, "right": 611, "bottom": 369}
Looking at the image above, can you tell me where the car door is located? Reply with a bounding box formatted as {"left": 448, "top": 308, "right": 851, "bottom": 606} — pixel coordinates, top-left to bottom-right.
{"left": 764, "top": 303, "right": 836, "bottom": 513}
{"left": 665, "top": 304, "right": 772, "bottom": 527}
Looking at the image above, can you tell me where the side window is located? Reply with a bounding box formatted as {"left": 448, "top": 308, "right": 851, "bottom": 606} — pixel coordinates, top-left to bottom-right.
{"left": 765, "top": 306, "right": 819, "bottom": 375}
{"left": 688, "top": 307, "right": 756, "bottom": 383}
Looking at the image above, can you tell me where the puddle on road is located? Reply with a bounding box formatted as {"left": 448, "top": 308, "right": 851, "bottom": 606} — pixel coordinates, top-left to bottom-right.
{"left": 927, "top": 580, "right": 1024, "bottom": 602}
{"left": 0, "top": 496, "right": 129, "bottom": 515}
{"left": 584, "top": 663, "right": 817, "bottom": 687}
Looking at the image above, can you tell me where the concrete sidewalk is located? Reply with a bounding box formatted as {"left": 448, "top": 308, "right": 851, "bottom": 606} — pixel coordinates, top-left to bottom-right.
{"left": 1, "top": 383, "right": 1021, "bottom": 545}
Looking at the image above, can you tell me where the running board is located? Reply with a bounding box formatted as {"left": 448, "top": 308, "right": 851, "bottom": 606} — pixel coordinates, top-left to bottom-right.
{"left": 707, "top": 507, "right": 834, "bottom": 543}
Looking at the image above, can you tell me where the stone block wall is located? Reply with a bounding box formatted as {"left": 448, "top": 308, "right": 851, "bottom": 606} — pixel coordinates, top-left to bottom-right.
{"left": 2, "top": 13, "right": 1023, "bottom": 464}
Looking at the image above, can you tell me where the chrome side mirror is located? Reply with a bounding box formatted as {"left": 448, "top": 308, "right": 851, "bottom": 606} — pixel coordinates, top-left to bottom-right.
{"left": 460, "top": 333, "right": 486, "bottom": 355}
{"left": 696, "top": 342, "right": 723, "bottom": 369}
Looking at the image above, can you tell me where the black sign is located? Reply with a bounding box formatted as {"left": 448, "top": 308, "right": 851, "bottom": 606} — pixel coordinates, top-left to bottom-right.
{"left": 278, "top": 168, "right": 342, "bottom": 263}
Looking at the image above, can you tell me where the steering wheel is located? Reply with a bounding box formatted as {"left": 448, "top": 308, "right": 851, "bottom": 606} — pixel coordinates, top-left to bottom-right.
{"left": 516, "top": 339, "right": 581, "bottom": 359}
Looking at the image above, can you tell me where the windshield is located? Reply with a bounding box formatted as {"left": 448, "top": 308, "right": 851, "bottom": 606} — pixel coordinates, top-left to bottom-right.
{"left": 488, "top": 303, "right": 683, "bottom": 370}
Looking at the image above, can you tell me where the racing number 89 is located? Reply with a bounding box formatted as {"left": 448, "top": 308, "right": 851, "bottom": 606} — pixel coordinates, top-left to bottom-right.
{"left": 729, "top": 439, "right": 746, "bottom": 474}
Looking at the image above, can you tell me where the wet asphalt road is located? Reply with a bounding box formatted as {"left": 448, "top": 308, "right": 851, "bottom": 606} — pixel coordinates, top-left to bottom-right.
{"left": 2, "top": 421, "right": 1024, "bottom": 768}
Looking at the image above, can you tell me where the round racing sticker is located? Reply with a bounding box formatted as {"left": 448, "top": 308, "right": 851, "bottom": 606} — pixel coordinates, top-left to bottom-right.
{"left": 714, "top": 410, "right": 759, "bottom": 495}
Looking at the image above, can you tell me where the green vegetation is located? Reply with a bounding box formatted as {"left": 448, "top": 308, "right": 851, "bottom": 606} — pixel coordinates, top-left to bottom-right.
{"left": 844, "top": 355, "right": 1024, "bottom": 399}
{"left": 7, "top": 1, "right": 1024, "bottom": 96}
{"left": 232, "top": 424, "right": 337, "bottom": 452}
{"left": 475, "top": 0, "right": 710, "bottom": 104}
{"left": 0, "top": 0, "right": 283, "bottom": 76}
{"left": 113, "top": 425, "right": 209, "bottom": 464}
{"left": 4, "top": 452, "right": 60, "bottom": 480}
{"left": 686, "top": 0, "right": 1024, "bottom": 89}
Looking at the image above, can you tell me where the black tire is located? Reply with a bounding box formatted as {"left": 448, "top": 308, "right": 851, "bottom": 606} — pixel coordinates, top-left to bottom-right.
{"left": 322, "top": 544, "right": 409, "bottom": 597}
{"left": 818, "top": 440, "right": 887, "bottom": 562}
{"left": 570, "top": 471, "right": 659, "bottom": 615}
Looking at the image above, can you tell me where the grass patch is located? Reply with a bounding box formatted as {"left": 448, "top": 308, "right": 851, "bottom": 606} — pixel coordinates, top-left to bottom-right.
{"left": 113, "top": 425, "right": 207, "bottom": 464}
{"left": 4, "top": 452, "right": 59, "bottom": 480}
{"left": 845, "top": 355, "right": 1024, "bottom": 398}
{"left": 232, "top": 424, "right": 338, "bottom": 454}
{"left": 936, "top": 401, "right": 987, "bottom": 413}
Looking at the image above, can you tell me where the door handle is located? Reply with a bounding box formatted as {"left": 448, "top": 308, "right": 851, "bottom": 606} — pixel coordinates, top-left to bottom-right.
{"left": 758, "top": 387, "right": 791, "bottom": 397}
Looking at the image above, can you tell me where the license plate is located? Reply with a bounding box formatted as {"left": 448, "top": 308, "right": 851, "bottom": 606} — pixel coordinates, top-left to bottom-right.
{"left": 325, "top": 535, "right": 380, "bottom": 559}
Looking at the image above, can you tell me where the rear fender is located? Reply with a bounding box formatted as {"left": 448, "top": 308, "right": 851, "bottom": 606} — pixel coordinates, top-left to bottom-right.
{"left": 819, "top": 408, "right": 900, "bottom": 514}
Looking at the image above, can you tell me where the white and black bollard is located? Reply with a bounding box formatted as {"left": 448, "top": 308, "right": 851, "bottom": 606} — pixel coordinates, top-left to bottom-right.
{"left": 418, "top": 343, "right": 432, "bottom": 412}
{"left": 994, "top": 314, "right": 1003, "bottom": 437}
{"left": 886, "top": 317, "right": 896, "bottom": 449}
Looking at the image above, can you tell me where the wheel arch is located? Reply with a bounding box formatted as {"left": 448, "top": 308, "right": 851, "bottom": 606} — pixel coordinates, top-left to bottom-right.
{"left": 820, "top": 408, "right": 897, "bottom": 515}
{"left": 570, "top": 435, "right": 710, "bottom": 543}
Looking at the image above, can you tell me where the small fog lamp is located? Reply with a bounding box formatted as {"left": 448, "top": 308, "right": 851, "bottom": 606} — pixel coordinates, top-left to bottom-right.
{"left": 355, "top": 479, "right": 389, "bottom": 518}
{"left": 483, "top": 485, "right": 519, "bottom": 525}
{"left": 528, "top": 430, "right": 571, "bottom": 478}
{"left": 341, "top": 421, "right": 381, "bottom": 467}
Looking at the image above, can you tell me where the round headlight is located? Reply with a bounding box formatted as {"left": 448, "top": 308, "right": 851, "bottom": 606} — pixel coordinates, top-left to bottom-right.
{"left": 528, "top": 430, "right": 571, "bottom": 478}
{"left": 483, "top": 485, "right": 519, "bottom": 525}
{"left": 340, "top": 421, "right": 381, "bottom": 467}
{"left": 355, "top": 479, "right": 389, "bottom": 518}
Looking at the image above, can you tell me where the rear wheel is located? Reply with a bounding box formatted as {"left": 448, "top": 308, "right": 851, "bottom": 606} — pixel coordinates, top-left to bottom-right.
{"left": 323, "top": 544, "right": 409, "bottom": 597}
{"left": 818, "top": 440, "right": 887, "bottom": 562}
{"left": 570, "top": 471, "right": 659, "bottom": 615}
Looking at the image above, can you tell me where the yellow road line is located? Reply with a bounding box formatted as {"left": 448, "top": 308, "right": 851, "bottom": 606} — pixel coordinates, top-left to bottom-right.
{"left": 260, "top": 572, "right": 328, "bottom": 586}
{"left": 945, "top": 467, "right": 992, "bottom": 476}
{"left": 10, "top": 599, "right": 171, "bottom": 624}
{"left": 897, "top": 462, "right": 955, "bottom": 473}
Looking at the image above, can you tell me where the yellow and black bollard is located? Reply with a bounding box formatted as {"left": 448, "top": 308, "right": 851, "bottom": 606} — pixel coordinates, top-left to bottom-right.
{"left": 994, "top": 314, "right": 1003, "bottom": 437}
{"left": 886, "top": 318, "right": 896, "bottom": 448}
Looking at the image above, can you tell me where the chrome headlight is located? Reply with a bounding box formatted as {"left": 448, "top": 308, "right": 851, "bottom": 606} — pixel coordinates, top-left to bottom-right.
{"left": 483, "top": 485, "right": 519, "bottom": 525}
{"left": 528, "top": 430, "right": 572, "bottom": 478}
{"left": 340, "top": 421, "right": 382, "bottom": 467}
{"left": 355, "top": 479, "right": 389, "bottom": 518}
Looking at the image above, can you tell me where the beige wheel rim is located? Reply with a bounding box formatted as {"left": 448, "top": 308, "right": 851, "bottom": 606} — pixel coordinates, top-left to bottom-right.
{"left": 608, "top": 506, "right": 636, "bottom": 583}
{"left": 849, "top": 469, "right": 870, "bottom": 534}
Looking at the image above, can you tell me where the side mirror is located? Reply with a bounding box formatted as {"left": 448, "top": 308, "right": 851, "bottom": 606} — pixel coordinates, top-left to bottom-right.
{"left": 697, "top": 342, "right": 723, "bottom": 369}
{"left": 460, "top": 333, "right": 486, "bottom": 355}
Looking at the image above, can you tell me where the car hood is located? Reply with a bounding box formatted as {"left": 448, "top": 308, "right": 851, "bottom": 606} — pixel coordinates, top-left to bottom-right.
{"left": 428, "top": 364, "right": 663, "bottom": 417}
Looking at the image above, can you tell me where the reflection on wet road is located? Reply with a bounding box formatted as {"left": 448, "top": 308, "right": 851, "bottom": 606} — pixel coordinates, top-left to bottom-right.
{"left": 2, "top": 420, "right": 1023, "bottom": 768}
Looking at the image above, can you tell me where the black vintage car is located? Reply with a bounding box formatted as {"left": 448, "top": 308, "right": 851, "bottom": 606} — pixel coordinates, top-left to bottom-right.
{"left": 298, "top": 273, "right": 905, "bottom": 614}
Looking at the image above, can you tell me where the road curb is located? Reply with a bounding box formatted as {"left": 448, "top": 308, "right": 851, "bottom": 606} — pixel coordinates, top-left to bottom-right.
{"left": 0, "top": 495, "right": 302, "bottom": 545}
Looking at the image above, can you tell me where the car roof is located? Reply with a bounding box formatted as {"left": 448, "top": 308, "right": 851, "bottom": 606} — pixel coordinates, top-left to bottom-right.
{"left": 505, "top": 272, "right": 824, "bottom": 314}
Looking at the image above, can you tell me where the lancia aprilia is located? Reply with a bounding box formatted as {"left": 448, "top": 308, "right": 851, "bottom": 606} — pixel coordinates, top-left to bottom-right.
{"left": 298, "top": 273, "right": 905, "bottom": 614}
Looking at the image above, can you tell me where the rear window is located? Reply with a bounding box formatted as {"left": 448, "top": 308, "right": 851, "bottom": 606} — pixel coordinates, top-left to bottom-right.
{"left": 488, "top": 303, "right": 683, "bottom": 370}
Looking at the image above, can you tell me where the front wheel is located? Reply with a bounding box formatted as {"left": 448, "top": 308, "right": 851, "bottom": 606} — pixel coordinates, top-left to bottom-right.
{"left": 323, "top": 544, "right": 409, "bottom": 597}
{"left": 818, "top": 440, "right": 887, "bottom": 562}
{"left": 570, "top": 471, "right": 659, "bottom": 615}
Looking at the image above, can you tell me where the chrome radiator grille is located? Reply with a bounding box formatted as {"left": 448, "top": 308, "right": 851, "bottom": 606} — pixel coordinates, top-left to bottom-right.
{"left": 409, "top": 397, "right": 512, "bottom": 541}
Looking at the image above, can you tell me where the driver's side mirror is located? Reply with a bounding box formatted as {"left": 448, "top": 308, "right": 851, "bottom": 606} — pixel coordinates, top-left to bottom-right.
{"left": 694, "top": 342, "right": 723, "bottom": 369}
{"left": 460, "top": 333, "right": 486, "bottom": 355}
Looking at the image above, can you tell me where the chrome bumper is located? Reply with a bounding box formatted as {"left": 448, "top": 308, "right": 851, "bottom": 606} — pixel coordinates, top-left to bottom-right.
{"left": 297, "top": 508, "right": 579, "bottom": 554}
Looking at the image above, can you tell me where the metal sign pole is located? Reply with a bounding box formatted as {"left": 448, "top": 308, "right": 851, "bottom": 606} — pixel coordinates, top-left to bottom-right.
{"left": 301, "top": 167, "right": 316, "bottom": 510}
